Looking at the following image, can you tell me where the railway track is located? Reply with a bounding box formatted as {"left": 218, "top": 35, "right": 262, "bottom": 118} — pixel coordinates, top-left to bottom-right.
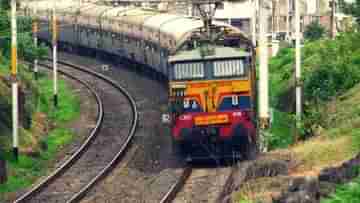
{"left": 46, "top": 53, "right": 191, "bottom": 203}
{"left": 160, "top": 164, "right": 240, "bottom": 203}
{"left": 160, "top": 166, "right": 192, "bottom": 203}
{"left": 14, "top": 59, "right": 138, "bottom": 203}
{"left": 27, "top": 52, "right": 242, "bottom": 203}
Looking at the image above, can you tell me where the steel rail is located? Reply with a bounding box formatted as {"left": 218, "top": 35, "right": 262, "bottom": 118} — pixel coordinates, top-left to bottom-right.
{"left": 51, "top": 59, "right": 139, "bottom": 203}
{"left": 14, "top": 62, "right": 104, "bottom": 203}
{"left": 159, "top": 165, "right": 192, "bottom": 203}
{"left": 14, "top": 59, "right": 138, "bottom": 203}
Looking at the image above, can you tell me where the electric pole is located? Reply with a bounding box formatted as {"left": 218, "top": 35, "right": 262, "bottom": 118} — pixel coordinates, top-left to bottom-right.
{"left": 330, "top": 0, "right": 336, "bottom": 39}
{"left": 33, "top": 4, "right": 38, "bottom": 80}
{"left": 286, "top": 0, "right": 290, "bottom": 41}
{"left": 316, "top": 0, "right": 320, "bottom": 23}
{"left": 258, "top": 0, "right": 269, "bottom": 130}
{"left": 295, "top": 0, "right": 302, "bottom": 131}
{"left": 272, "top": 0, "right": 276, "bottom": 40}
{"left": 252, "top": 0, "right": 258, "bottom": 46}
{"left": 52, "top": 1, "right": 58, "bottom": 107}
{"left": 11, "top": 0, "right": 19, "bottom": 161}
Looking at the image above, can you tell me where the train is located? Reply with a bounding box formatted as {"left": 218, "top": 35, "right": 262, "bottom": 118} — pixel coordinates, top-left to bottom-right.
{"left": 21, "top": 0, "right": 258, "bottom": 161}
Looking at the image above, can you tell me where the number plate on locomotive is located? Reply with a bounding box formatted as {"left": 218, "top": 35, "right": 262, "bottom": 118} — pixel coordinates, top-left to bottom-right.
{"left": 194, "top": 114, "right": 229, "bottom": 126}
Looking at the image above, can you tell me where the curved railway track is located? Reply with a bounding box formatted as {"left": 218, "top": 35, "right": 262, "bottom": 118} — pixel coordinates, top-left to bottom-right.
{"left": 14, "top": 59, "right": 138, "bottom": 203}
{"left": 19, "top": 52, "right": 243, "bottom": 203}
{"left": 50, "top": 52, "right": 237, "bottom": 203}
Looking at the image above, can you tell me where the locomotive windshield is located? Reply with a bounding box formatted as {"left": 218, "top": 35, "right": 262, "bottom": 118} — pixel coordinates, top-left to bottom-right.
{"left": 171, "top": 59, "right": 247, "bottom": 81}
{"left": 213, "top": 60, "right": 245, "bottom": 78}
{"left": 169, "top": 46, "right": 250, "bottom": 81}
{"left": 173, "top": 62, "right": 205, "bottom": 80}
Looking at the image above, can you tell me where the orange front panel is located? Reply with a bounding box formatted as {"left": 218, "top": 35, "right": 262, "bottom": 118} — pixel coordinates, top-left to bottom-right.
{"left": 170, "top": 79, "right": 252, "bottom": 113}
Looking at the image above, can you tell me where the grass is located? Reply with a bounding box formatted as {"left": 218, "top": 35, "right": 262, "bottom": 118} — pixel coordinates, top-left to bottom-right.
{"left": 0, "top": 128, "right": 74, "bottom": 194}
{"left": 0, "top": 64, "right": 81, "bottom": 197}
{"left": 284, "top": 85, "right": 360, "bottom": 175}
{"left": 289, "top": 135, "right": 357, "bottom": 175}
{"left": 234, "top": 83, "right": 360, "bottom": 202}
{"left": 321, "top": 175, "right": 360, "bottom": 203}
{"left": 37, "top": 75, "right": 80, "bottom": 124}
{"left": 234, "top": 39, "right": 360, "bottom": 202}
{"left": 268, "top": 109, "right": 294, "bottom": 150}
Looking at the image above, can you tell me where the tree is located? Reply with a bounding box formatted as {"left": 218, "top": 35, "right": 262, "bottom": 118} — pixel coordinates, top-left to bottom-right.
{"left": 339, "top": 0, "right": 360, "bottom": 24}
{"left": 0, "top": 0, "right": 9, "bottom": 10}
{"left": 0, "top": 8, "right": 48, "bottom": 63}
{"left": 304, "top": 21, "right": 326, "bottom": 41}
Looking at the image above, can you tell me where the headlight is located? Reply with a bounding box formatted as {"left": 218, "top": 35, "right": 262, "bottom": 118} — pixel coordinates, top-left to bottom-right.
{"left": 179, "top": 115, "right": 192, "bottom": 121}
{"left": 183, "top": 99, "right": 190, "bottom": 108}
{"left": 232, "top": 95, "right": 239, "bottom": 106}
{"left": 232, "top": 112, "right": 243, "bottom": 117}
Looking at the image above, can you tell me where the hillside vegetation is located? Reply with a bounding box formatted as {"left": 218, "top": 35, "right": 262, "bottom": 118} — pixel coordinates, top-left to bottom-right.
{"left": 269, "top": 29, "right": 360, "bottom": 172}
{"left": 268, "top": 31, "right": 360, "bottom": 148}
{"left": 0, "top": 7, "right": 81, "bottom": 199}
{"left": 241, "top": 30, "right": 360, "bottom": 203}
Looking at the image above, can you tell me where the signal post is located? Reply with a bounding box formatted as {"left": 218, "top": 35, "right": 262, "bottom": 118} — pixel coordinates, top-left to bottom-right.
{"left": 11, "top": 0, "right": 19, "bottom": 161}
{"left": 258, "top": 0, "right": 269, "bottom": 130}
{"left": 52, "top": 1, "right": 58, "bottom": 107}
{"left": 33, "top": 5, "right": 38, "bottom": 80}
{"left": 295, "top": 0, "right": 302, "bottom": 131}
{"left": 258, "top": 0, "right": 270, "bottom": 152}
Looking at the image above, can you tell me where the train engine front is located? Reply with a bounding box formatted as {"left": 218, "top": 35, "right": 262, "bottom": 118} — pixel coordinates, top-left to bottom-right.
{"left": 168, "top": 44, "right": 257, "bottom": 160}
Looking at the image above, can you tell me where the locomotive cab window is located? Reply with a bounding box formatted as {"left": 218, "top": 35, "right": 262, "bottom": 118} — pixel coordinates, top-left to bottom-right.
{"left": 213, "top": 59, "right": 246, "bottom": 78}
{"left": 172, "top": 62, "right": 205, "bottom": 80}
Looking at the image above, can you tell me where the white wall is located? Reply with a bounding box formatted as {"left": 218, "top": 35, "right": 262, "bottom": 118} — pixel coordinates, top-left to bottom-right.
{"left": 214, "top": 1, "right": 254, "bottom": 19}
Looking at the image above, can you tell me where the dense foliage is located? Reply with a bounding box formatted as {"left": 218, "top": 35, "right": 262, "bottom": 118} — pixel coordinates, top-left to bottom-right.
{"left": 0, "top": 6, "right": 82, "bottom": 197}
{"left": 0, "top": 9, "right": 47, "bottom": 62}
{"left": 267, "top": 30, "right": 360, "bottom": 147}
{"left": 322, "top": 171, "right": 360, "bottom": 203}
{"left": 270, "top": 31, "right": 360, "bottom": 104}
{"left": 339, "top": 0, "right": 360, "bottom": 24}
{"left": 303, "top": 21, "right": 326, "bottom": 41}
{"left": 0, "top": 0, "right": 9, "bottom": 10}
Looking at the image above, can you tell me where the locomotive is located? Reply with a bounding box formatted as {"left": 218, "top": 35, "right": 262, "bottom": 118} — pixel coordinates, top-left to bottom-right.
{"left": 21, "top": 0, "right": 257, "bottom": 160}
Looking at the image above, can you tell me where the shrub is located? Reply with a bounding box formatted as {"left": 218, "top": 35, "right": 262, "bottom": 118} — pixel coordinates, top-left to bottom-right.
{"left": 304, "top": 21, "right": 326, "bottom": 41}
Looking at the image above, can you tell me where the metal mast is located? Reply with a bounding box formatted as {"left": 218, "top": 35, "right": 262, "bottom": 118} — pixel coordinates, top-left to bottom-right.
{"left": 52, "top": 0, "right": 58, "bottom": 107}
{"left": 252, "top": 0, "right": 258, "bottom": 46}
{"left": 11, "top": 0, "right": 19, "bottom": 161}
{"left": 33, "top": 3, "right": 38, "bottom": 80}
{"left": 295, "top": 0, "right": 302, "bottom": 128}
{"left": 330, "top": 0, "right": 336, "bottom": 39}
{"left": 286, "top": 0, "right": 291, "bottom": 41}
{"left": 258, "top": 0, "right": 269, "bottom": 129}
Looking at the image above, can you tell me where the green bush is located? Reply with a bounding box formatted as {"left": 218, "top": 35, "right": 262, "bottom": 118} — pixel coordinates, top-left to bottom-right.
{"left": 267, "top": 110, "right": 295, "bottom": 149}
{"left": 268, "top": 31, "right": 360, "bottom": 147}
{"left": 304, "top": 21, "right": 326, "bottom": 41}
{"left": 321, "top": 175, "right": 360, "bottom": 203}
{"left": 304, "top": 32, "right": 360, "bottom": 101}
{"left": 270, "top": 31, "right": 360, "bottom": 105}
{"left": 0, "top": 8, "right": 48, "bottom": 63}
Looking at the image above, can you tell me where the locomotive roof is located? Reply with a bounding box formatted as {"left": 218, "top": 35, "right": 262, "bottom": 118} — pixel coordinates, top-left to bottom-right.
{"left": 168, "top": 46, "right": 250, "bottom": 63}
